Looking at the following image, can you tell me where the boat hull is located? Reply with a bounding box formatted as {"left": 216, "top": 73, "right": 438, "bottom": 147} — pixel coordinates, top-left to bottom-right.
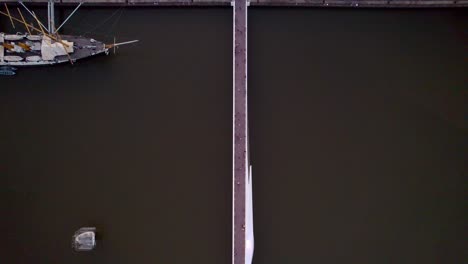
{"left": 0, "top": 34, "right": 108, "bottom": 67}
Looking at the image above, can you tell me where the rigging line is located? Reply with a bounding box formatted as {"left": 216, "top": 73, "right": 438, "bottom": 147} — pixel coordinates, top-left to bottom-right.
{"left": 64, "top": 21, "right": 100, "bottom": 36}
{"left": 65, "top": 8, "right": 92, "bottom": 31}
{"left": 108, "top": 7, "right": 125, "bottom": 35}
{"left": 63, "top": 25, "right": 116, "bottom": 39}
{"left": 70, "top": 11, "right": 96, "bottom": 29}
{"left": 82, "top": 7, "right": 124, "bottom": 37}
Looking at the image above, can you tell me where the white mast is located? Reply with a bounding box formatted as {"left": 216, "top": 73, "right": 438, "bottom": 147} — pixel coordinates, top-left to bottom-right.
{"left": 47, "top": 0, "right": 55, "bottom": 33}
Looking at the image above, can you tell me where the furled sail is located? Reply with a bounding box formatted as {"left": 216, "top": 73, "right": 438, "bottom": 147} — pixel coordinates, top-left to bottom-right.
{"left": 41, "top": 36, "right": 73, "bottom": 61}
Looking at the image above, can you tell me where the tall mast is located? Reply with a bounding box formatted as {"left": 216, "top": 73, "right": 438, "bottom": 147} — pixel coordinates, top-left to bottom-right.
{"left": 47, "top": 0, "right": 55, "bottom": 33}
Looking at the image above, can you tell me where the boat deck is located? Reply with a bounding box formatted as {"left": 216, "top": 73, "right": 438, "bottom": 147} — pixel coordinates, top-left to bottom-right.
{"left": 0, "top": 34, "right": 107, "bottom": 66}
{"left": 57, "top": 35, "right": 107, "bottom": 63}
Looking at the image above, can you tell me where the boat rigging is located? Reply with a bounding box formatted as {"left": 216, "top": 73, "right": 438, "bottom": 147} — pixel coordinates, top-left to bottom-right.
{"left": 0, "top": 1, "right": 138, "bottom": 74}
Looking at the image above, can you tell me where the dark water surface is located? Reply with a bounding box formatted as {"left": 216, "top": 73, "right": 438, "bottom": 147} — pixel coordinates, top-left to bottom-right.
{"left": 1, "top": 7, "right": 467, "bottom": 264}
{"left": 1, "top": 8, "right": 233, "bottom": 264}
{"left": 249, "top": 8, "right": 466, "bottom": 264}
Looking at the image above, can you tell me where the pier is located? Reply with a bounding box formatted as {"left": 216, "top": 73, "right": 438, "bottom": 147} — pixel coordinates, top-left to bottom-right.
{"left": 1, "top": 0, "right": 467, "bottom": 7}
{"left": 232, "top": 0, "right": 248, "bottom": 263}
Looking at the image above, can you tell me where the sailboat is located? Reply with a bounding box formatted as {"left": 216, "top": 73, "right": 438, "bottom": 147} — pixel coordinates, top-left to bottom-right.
{"left": 0, "top": 1, "right": 137, "bottom": 72}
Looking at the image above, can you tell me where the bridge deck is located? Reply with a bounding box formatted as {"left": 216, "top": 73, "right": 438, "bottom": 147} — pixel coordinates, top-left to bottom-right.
{"left": 2, "top": 0, "right": 467, "bottom": 7}
{"left": 232, "top": 0, "right": 248, "bottom": 263}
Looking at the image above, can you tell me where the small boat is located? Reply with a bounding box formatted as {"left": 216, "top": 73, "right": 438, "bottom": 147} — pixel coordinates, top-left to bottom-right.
{"left": 4, "top": 33, "right": 25, "bottom": 41}
{"left": 72, "top": 227, "right": 97, "bottom": 251}
{"left": 0, "top": 66, "right": 17, "bottom": 71}
{"left": 4, "top": 56, "right": 23, "bottom": 62}
{"left": 26, "top": 56, "right": 42, "bottom": 62}
{"left": 0, "top": 66, "right": 17, "bottom": 76}
{"left": 0, "top": 69, "right": 15, "bottom": 76}
{"left": 26, "top": 35, "right": 42, "bottom": 41}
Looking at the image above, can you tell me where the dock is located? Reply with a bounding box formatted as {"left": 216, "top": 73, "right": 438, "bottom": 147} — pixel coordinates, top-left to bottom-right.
{"left": 232, "top": 0, "right": 248, "bottom": 263}
{"left": 1, "top": 0, "right": 467, "bottom": 7}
